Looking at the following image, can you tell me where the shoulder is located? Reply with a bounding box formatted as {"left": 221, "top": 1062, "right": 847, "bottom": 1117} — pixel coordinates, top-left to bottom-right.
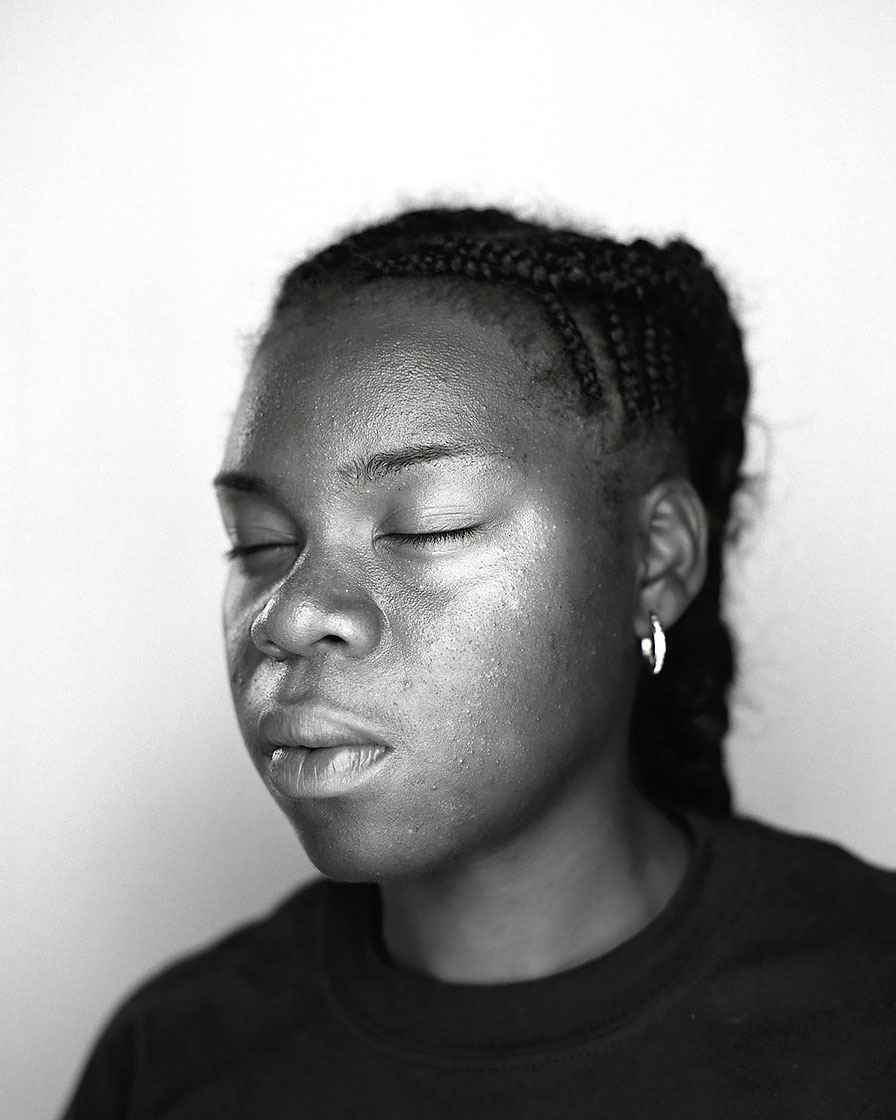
{"left": 721, "top": 814, "right": 896, "bottom": 900}
{"left": 118, "top": 876, "right": 332, "bottom": 1020}
{"left": 674, "top": 817, "right": 896, "bottom": 1107}
{"left": 96, "top": 876, "right": 339, "bottom": 1053}
{"left": 704, "top": 814, "right": 896, "bottom": 969}
{"left": 61, "top": 878, "right": 336, "bottom": 1118}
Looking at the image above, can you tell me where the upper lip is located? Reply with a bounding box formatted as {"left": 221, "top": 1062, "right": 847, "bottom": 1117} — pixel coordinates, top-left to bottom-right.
{"left": 259, "top": 706, "right": 391, "bottom": 752}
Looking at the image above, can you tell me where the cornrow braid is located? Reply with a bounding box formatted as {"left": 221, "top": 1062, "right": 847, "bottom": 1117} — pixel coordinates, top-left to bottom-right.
{"left": 267, "top": 207, "right": 751, "bottom": 820}
{"left": 282, "top": 233, "right": 608, "bottom": 407}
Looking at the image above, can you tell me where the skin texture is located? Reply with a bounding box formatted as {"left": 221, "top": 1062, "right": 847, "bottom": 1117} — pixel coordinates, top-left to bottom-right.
{"left": 217, "top": 282, "right": 706, "bottom": 982}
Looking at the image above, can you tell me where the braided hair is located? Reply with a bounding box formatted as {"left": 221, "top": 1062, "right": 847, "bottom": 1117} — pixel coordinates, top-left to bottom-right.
{"left": 265, "top": 207, "right": 750, "bottom": 819}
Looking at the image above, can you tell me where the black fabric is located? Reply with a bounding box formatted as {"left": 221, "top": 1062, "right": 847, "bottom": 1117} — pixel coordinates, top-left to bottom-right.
{"left": 61, "top": 817, "right": 896, "bottom": 1118}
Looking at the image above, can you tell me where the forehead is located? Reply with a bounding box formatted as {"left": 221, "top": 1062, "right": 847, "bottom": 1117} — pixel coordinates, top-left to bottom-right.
{"left": 226, "top": 283, "right": 605, "bottom": 478}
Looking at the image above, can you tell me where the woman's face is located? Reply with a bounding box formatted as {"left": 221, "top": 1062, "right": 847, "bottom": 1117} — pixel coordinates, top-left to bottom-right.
{"left": 217, "top": 283, "right": 644, "bottom": 881}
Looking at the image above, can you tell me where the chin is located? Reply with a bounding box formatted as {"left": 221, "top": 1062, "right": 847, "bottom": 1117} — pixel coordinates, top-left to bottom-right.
{"left": 286, "top": 810, "right": 466, "bottom": 884}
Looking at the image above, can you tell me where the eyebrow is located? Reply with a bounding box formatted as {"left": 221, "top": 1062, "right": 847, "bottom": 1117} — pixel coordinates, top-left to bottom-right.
{"left": 339, "top": 443, "right": 502, "bottom": 485}
{"left": 213, "top": 444, "right": 504, "bottom": 495}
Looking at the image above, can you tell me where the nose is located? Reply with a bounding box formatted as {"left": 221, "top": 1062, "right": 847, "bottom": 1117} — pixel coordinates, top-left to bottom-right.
{"left": 249, "top": 553, "right": 384, "bottom": 661}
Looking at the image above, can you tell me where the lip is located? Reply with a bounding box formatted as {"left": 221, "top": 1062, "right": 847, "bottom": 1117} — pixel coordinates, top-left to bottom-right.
{"left": 260, "top": 706, "right": 391, "bottom": 752}
{"left": 258, "top": 706, "right": 392, "bottom": 799}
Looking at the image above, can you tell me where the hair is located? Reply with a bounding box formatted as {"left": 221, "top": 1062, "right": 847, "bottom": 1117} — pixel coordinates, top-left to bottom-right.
{"left": 264, "top": 207, "right": 751, "bottom": 820}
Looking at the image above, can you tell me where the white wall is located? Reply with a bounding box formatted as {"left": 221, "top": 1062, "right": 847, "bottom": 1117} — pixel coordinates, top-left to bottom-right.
{"left": 3, "top": 2, "right": 895, "bottom": 1115}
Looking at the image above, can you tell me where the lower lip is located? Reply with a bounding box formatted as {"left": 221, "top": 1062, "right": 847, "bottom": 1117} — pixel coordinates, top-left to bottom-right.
{"left": 267, "top": 743, "right": 389, "bottom": 799}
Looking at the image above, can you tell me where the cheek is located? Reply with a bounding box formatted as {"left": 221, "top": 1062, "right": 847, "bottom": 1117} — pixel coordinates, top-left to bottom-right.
{"left": 335, "top": 574, "right": 631, "bottom": 878}
{"left": 390, "top": 545, "right": 631, "bottom": 785}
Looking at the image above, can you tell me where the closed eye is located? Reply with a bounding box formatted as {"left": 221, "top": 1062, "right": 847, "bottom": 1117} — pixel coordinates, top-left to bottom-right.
{"left": 385, "top": 527, "right": 480, "bottom": 550}
{"left": 224, "top": 542, "right": 298, "bottom": 561}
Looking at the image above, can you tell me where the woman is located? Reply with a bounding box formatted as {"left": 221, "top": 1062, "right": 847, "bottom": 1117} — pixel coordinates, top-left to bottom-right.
{"left": 63, "top": 207, "right": 896, "bottom": 1118}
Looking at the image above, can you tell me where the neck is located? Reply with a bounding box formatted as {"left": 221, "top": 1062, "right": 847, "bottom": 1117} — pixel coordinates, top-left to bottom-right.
{"left": 378, "top": 785, "right": 690, "bottom": 985}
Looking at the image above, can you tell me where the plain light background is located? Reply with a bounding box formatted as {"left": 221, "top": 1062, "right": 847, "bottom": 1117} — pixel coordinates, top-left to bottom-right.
{"left": 3, "top": 2, "right": 895, "bottom": 1116}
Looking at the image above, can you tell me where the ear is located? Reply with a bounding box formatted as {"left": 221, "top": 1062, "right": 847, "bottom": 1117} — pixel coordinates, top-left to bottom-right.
{"left": 633, "top": 477, "right": 708, "bottom": 640}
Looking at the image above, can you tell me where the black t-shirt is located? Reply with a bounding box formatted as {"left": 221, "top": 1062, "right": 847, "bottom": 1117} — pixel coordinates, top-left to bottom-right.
{"left": 61, "top": 816, "right": 896, "bottom": 1118}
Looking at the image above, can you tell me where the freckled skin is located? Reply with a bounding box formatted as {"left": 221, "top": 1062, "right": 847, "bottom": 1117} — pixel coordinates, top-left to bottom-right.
{"left": 218, "top": 283, "right": 647, "bottom": 884}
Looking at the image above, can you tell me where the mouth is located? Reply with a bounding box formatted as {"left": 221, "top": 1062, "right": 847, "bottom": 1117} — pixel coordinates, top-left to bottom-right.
{"left": 258, "top": 707, "right": 392, "bottom": 799}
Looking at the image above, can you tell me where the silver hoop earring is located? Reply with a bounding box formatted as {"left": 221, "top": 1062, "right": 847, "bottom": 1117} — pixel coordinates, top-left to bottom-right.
{"left": 640, "top": 613, "right": 666, "bottom": 676}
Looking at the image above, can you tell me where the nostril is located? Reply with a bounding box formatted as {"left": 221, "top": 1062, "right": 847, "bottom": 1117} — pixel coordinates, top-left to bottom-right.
{"left": 249, "top": 576, "right": 384, "bottom": 661}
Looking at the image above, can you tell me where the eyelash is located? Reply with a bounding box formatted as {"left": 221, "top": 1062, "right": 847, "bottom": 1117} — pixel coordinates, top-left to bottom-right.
{"left": 385, "top": 527, "right": 480, "bottom": 550}
{"left": 224, "top": 543, "right": 295, "bottom": 561}
{"left": 224, "top": 527, "right": 479, "bottom": 561}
